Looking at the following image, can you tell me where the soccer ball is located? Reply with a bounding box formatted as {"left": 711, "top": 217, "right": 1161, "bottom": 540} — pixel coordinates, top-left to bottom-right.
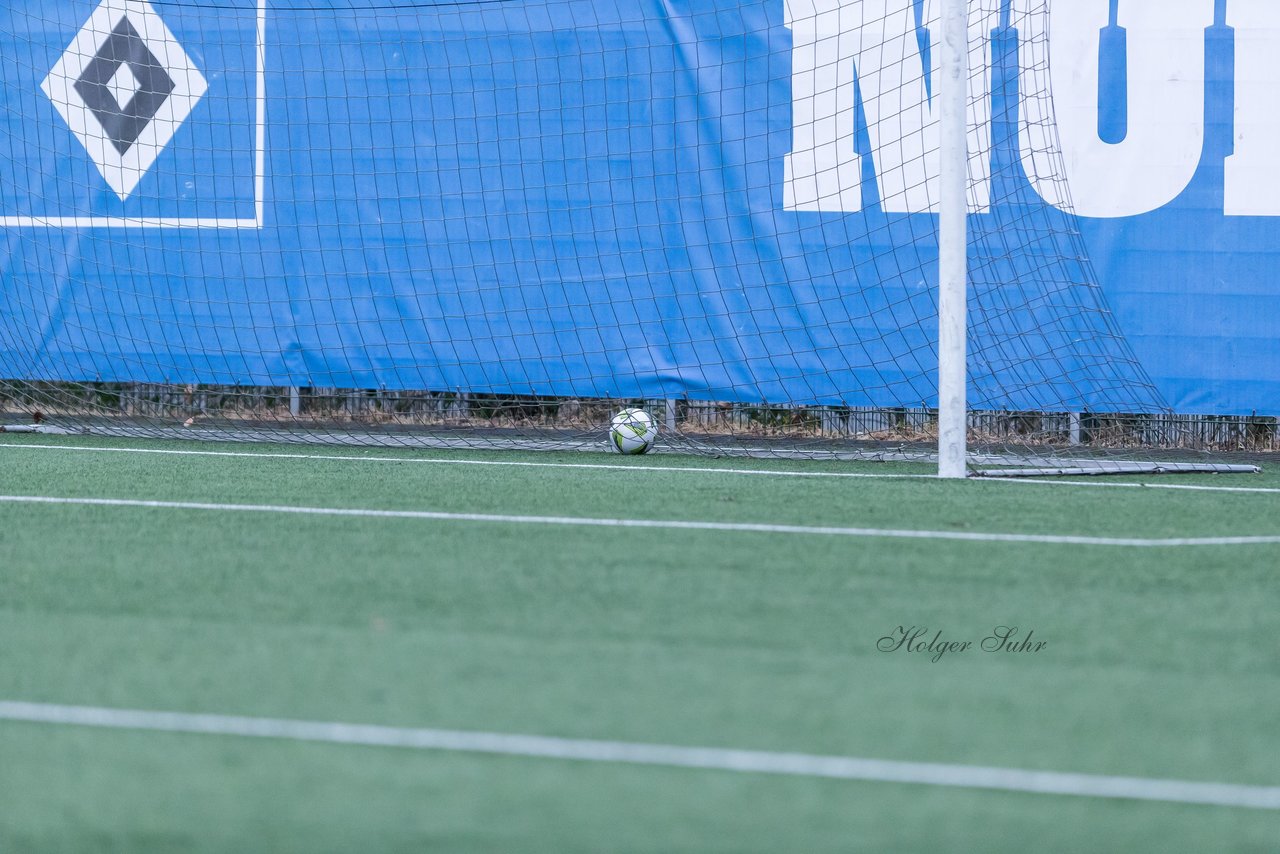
{"left": 609, "top": 408, "right": 658, "bottom": 454}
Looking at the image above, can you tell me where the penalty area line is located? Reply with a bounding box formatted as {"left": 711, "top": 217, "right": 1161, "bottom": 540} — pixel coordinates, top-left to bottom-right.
{"left": 1, "top": 494, "right": 1278, "bottom": 548}
{"left": 0, "top": 701, "right": 1277, "bottom": 811}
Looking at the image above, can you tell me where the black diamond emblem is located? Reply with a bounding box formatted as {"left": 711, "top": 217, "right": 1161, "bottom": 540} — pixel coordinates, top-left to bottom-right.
{"left": 73, "top": 15, "right": 176, "bottom": 155}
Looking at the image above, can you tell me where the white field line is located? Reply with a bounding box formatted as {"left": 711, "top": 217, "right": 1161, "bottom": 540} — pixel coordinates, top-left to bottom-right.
{"left": 0, "top": 442, "right": 935, "bottom": 480}
{"left": 1, "top": 494, "right": 1278, "bottom": 548}
{"left": 3, "top": 442, "right": 1279, "bottom": 494}
{"left": 0, "top": 701, "right": 1276, "bottom": 810}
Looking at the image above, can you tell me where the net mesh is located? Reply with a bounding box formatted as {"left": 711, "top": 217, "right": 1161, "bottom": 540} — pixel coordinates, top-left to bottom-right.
{"left": 0, "top": 0, "right": 1269, "bottom": 468}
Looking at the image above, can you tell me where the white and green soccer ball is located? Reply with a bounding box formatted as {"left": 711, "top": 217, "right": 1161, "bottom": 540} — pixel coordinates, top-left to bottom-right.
{"left": 609, "top": 407, "right": 658, "bottom": 454}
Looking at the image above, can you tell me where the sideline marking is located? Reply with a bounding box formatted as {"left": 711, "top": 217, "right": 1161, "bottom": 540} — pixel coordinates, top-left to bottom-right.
{"left": 3, "top": 442, "right": 1278, "bottom": 494}
{"left": 1, "top": 700, "right": 1277, "bottom": 810}
{"left": 1, "top": 494, "right": 1277, "bottom": 547}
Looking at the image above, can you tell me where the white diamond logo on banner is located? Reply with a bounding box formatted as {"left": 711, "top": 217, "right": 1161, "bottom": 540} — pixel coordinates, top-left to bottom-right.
{"left": 42, "top": 0, "right": 208, "bottom": 200}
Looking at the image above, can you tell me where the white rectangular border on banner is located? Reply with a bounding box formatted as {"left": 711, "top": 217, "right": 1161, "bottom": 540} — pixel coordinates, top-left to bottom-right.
{"left": 0, "top": 0, "right": 266, "bottom": 229}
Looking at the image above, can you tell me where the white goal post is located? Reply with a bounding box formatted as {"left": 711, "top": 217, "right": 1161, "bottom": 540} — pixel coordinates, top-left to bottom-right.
{"left": 937, "top": 0, "right": 970, "bottom": 479}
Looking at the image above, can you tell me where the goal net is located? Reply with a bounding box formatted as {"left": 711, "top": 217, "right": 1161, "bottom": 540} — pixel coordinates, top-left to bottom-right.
{"left": 0, "top": 0, "right": 1261, "bottom": 474}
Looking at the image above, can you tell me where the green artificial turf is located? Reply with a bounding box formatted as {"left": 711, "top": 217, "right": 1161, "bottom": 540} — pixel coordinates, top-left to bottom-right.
{"left": 0, "top": 434, "right": 1277, "bottom": 852}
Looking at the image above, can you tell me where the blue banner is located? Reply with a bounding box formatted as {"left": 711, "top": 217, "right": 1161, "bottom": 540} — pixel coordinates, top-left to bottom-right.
{"left": 0, "top": 0, "right": 1275, "bottom": 415}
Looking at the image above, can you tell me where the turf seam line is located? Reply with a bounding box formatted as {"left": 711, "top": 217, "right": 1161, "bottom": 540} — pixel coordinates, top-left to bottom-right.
{"left": 3, "top": 442, "right": 1279, "bottom": 494}
{"left": 2, "top": 494, "right": 1277, "bottom": 547}
{"left": 1, "top": 701, "right": 1276, "bottom": 810}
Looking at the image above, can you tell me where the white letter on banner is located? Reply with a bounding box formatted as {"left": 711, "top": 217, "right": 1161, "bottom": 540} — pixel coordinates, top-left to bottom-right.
{"left": 1225, "top": 0, "right": 1280, "bottom": 216}
{"left": 783, "top": 0, "right": 998, "bottom": 213}
{"left": 1014, "top": 0, "right": 1213, "bottom": 218}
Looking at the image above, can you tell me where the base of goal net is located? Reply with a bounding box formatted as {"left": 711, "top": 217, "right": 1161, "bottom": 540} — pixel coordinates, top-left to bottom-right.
{"left": 1, "top": 419, "right": 1263, "bottom": 478}
{"left": 971, "top": 462, "right": 1262, "bottom": 478}
{"left": 0, "top": 424, "right": 73, "bottom": 435}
